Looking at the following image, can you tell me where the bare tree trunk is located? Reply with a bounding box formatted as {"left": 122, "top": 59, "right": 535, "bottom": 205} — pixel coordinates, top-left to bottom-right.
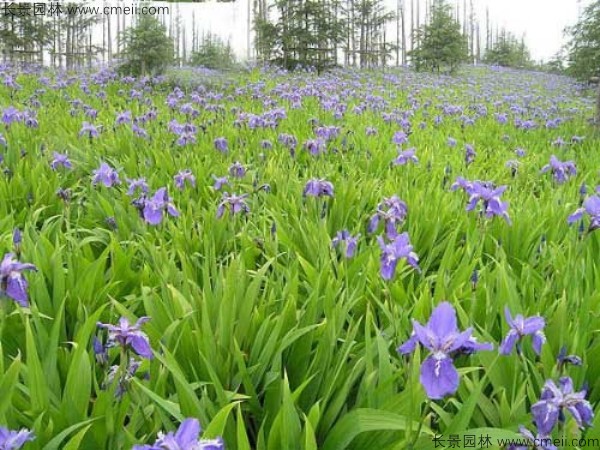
{"left": 401, "top": 0, "right": 406, "bottom": 65}
{"left": 116, "top": 11, "right": 121, "bottom": 54}
{"left": 469, "top": 0, "right": 474, "bottom": 63}
{"left": 410, "top": 0, "right": 414, "bottom": 53}
{"left": 485, "top": 7, "right": 490, "bottom": 52}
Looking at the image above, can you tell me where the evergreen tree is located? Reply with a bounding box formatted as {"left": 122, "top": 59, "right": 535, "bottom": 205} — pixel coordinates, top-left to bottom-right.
{"left": 189, "top": 32, "right": 236, "bottom": 70}
{"left": 118, "top": 16, "right": 173, "bottom": 76}
{"left": 409, "top": 0, "right": 467, "bottom": 73}
{"left": 566, "top": 0, "right": 600, "bottom": 81}
{"left": 254, "top": 0, "right": 344, "bottom": 72}
{"left": 483, "top": 31, "right": 531, "bottom": 68}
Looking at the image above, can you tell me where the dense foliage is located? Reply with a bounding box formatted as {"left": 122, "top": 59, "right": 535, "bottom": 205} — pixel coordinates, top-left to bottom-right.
{"left": 409, "top": 0, "right": 468, "bottom": 72}
{"left": 483, "top": 32, "right": 532, "bottom": 69}
{"left": 0, "top": 64, "right": 598, "bottom": 449}
{"left": 566, "top": 0, "right": 600, "bottom": 81}
{"left": 118, "top": 16, "right": 174, "bottom": 76}
{"left": 189, "top": 33, "right": 237, "bottom": 70}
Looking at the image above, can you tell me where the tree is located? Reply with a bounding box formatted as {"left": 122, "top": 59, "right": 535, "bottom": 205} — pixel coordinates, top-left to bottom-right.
{"left": 189, "top": 32, "right": 236, "bottom": 69}
{"left": 566, "top": 0, "right": 600, "bottom": 128}
{"left": 483, "top": 31, "right": 531, "bottom": 68}
{"left": 409, "top": 0, "right": 467, "bottom": 73}
{"left": 118, "top": 16, "right": 173, "bottom": 76}
{"left": 255, "top": 0, "right": 345, "bottom": 72}
{"left": 566, "top": 0, "right": 600, "bottom": 81}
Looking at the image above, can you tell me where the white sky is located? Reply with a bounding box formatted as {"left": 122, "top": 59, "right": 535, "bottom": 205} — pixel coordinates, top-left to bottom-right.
{"left": 62, "top": 0, "right": 590, "bottom": 63}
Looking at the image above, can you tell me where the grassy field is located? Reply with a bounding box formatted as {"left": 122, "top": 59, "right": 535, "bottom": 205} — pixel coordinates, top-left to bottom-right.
{"left": 0, "top": 64, "right": 598, "bottom": 449}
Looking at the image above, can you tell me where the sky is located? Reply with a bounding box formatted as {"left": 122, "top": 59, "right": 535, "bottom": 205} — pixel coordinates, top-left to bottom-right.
{"left": 77, "top": 0, "right": 590, "bottom": 63}
{"left": 472, "top": 0, "right": 587, "bottom": 61}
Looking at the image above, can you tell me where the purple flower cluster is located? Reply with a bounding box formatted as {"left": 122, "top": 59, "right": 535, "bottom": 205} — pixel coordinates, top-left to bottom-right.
{"left": 133, "top": 188, "right": 180, "bottom": 226}
{"left": 217, "top": 193, "right": 250, "bottom": 219}
{"left": 393, "top": 148, "right": 418, "bottom": 166}
{"left": 368, "top": 195, "right": 408, "bottom": 238}
{"left": 92, "top": 162, "right": 120, "bottom": 187}
{"left": 451, "top": 178, "right": 511, "bottom": 223}
{"left": 303, "top": 179, "right": 334, "bottom": 198}
{"left": 332, "top": 230, "right": 359, "bottom": 258}
{"left": 541, "top": 155, "right": 576, "bottom": 184}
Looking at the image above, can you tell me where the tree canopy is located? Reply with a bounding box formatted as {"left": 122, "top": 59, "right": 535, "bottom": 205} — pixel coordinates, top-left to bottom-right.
{"left": 118, "top": 16, "right": 174, "bottom": 76}
{"left": 483, "top": 31, "right": 531, "bottom": 68}
{"left": 566, "top": 0, "right": 600, "bottom": 80}
{"left": 409, "top": 0, "right": 468, "bottom": 73}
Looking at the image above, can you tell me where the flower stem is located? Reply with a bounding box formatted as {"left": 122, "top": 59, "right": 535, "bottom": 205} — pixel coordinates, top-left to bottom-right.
{"left": 408, "top": 399, "right": 431, "bottom": 449}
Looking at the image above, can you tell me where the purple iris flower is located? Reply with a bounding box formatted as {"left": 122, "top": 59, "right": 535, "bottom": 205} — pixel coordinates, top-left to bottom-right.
{"left": 142, "top": 188, "right": 180, "bottom": 225}
{"left": 176, "top": 132, "right": 196, "bottom": 146}
{"left": 174, "top": 170, "right": 196, "bottom": 190}
{"left": 93, "top": 336, "right": 109, "bottom": 365}
{"left": 398, "top": 302, "right": 492, "bottom": 399}
{"left": 50, "top": 152, "right": 72, "bottom": 170}
{"left": 453, "top": 179, "right": 511, "bottom": 223}
{"left": 132, "top": 418, "right": 224, "bottom": 450}
{"left": 97, "top": 316, "right": 153, "bottom": 359}
{"left": 568, "top": 196, "right": 600, "bottom": 232}
{"left": 541, "top": 156, "right": 576, "bottom": 184}
{"left": 507, "top": 427, "right": 556, "bottom": 450}
{"left": 505, "top": 160, "right": 520, "bottom": 177}
{"left": 12, "top": 228, "right": 22, "bottom": 247}
{"left": 127, "top": 178, "right": 149, "bottom": 196}
{"left": 393, "top": 148, "right": 418, "bottom": 166}
{"left": 115, "top": 110, "right": 132, "bottom": 126}
{"left": 365, "top": 127, "right": 378, "bottom": 136}
{"left": 214, "top": 137, "right": 228, "bottom": 153}
{"left": 447, "top": 137, "right": 457, "bottom": 147}
{"left": 92, "top": 162, "right": 120, "bottom": 187}
{"left": 531, "top": 377, "right": 594, "bottom": 435}
{"left": 303, "top": 179, "right": 334, "bottom": 198}
{"left": 332, "top": 230, "right": 359, "bottom": 258}
{"left": 229, "top": 162, "right": 246, "bottom": 178}
{"left": 499, "top": 307, "right": 546, "bottom": 355}
{"left": 0, "top": 253, "right": 37, "bottom": 307}
{"left": 2, "top": 106, "right": 22, "bottom": 126}
{"left": 278, "top": 133, "right": 298, "bottom": 152}
{"left": 392, "top": 131, "right": 408, "bottom": 145}
{"left": 79, "top": 122, "right": 100, "bottom": 139}
{"left": 315, "top": 125, "right": 340, "bottom": 141}
{"left": 557, "top": 346, "right": 582, "bottom": 370}
{"left": 304, "top": 138, "right": 326, "bottom": 156}
{"left": 515, "top": 148, "right": 526, "bottom": 157}
{"left": 217, "top": 193, "right": 250, "bottom": 218}
{"left": 368, "top": 196, "right": 408, "bottom": 238}
{"left": 0, "top": 427, "right": 35, "bottom": 450}
{"left": 211, "top": 175, "right": 230, "bottom": 191}
{"left": 465, "top": 144, "right": 476, "bottom": 166}
{"left": 377, "top": 232, "right": 420, "bottom": 279}
{"left": 23, "top": 111, "right": 38, "bottom": 129}
{"left": 105, "top": 357, "right": 143, "bottom": 399}
{"left": 132, "top": 124, "right": 149, "bottom": 139}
